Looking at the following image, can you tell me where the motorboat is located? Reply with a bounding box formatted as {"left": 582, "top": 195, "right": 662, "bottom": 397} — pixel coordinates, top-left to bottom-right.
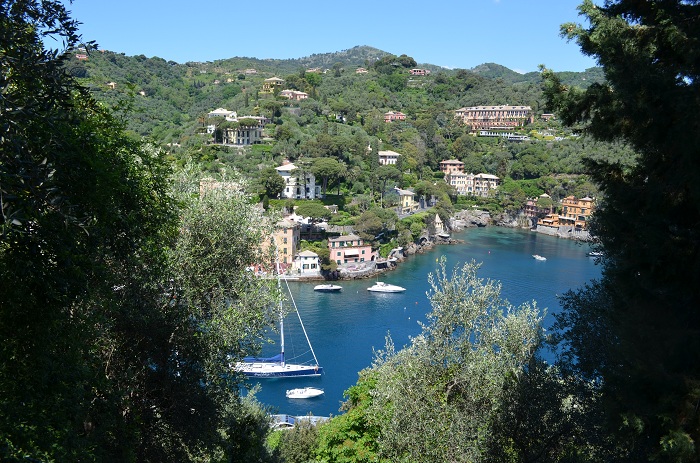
{"left": 587, "top": 251, "right": 603, "bottom": 257}
{"left": 367, "top": 281, "right": 406, "bottom": 293}
{"left": 314, "top": 284, "right": 342, "bottom": 292}
{"left": 285, "top": 387, "right": 325, "bottom": 399}
{"left": 532, "top": 254, "right": 547, "bottom": 261}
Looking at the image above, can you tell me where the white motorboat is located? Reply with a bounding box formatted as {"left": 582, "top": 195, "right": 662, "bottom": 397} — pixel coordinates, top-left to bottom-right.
{"left": 314, "top": 284, "right": 342, "bottom": 292}
{"left": 532, "top": 254, "right": 547, "bottom": 261}
{"left": 367, "top": 281, "right": 406, "bottom": 293}
{"left": 285, "top": 387, "right": 325, "bottom": 399}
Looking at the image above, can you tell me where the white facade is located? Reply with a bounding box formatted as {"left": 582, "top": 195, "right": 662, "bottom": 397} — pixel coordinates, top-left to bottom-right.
{"left": 378, "top": 150, "right": 401, "bottom": 165}
{"left": 276, "top": 162, "right": 322, "bottom": 200}
{"left": 293, "top": 250, "right": 321, "bottom": 276}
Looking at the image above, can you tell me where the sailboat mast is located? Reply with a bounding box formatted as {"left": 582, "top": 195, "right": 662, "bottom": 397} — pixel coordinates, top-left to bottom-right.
{"left": 283, "top": 278, "right": 320, "bottom": 367}
{"left": 276, "top": 257, "right": 285, "bottom": 367}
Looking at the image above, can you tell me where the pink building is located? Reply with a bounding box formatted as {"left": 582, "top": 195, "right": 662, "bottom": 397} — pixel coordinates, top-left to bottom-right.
{"left": 439, "top": 159, "right": 465, "bottom": 175}
{"left": 384, "top": 111, "right": 406, "bottom": 123}
{"left": 328, "top": 234, "right": 375, "bottom": 265}
{"left": 454, "top": 105, "right": 533, "bottom": 130}
{"left": 409, "top": 68, "right": 430, "bottom": 76}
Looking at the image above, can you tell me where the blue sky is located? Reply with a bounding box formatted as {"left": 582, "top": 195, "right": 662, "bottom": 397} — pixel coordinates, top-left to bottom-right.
{"left": 60, "top": 0, "right": 597, "bottom": 73}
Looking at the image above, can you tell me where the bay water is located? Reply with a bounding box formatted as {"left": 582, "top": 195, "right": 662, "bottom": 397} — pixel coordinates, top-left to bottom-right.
{"left": 244, "top": 226, "right": 602, "bottom": 418}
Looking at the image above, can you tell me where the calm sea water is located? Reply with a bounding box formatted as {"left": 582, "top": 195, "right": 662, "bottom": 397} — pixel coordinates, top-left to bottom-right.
{"left": 243, "top": 226, "right": 602, "bottom": 417}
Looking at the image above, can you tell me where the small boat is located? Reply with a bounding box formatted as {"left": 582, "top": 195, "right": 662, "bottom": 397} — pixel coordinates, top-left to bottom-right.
{"left": 286, "top": 387, "right": 325, "bottom": 399}
{"left": 587, "top": 251, "right": 603, "bottom": 257}
{"left": 314, "top": 284, "right": 342, "bottom": 292}
{"left": 532, "top": 254, "right": 547, "bottom": 261}
{"left": 367, "top": 281, "right": 406, "bottom": 293}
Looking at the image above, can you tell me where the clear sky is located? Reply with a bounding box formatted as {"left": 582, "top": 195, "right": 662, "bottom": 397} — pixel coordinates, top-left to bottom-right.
{"left": 60, "top": 0, "right": 598, "bottom": 73}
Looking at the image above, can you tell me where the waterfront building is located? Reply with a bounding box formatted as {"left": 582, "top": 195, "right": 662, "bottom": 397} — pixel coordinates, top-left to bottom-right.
{"left": 455, "top": 105, "right": 533, "bottom": 131}
{"left": 273, "top": 217, "right": 300, "bottom": 268}
{"left": 537, "top": 195, "right": 595, "bottom": 230}
{"left": 292, "top": 250, "right": 321, "bottom": 276}
{"left": 524, "top": 194, "right": 555, "bottom": 218}
{"left": 328, "top": 234, "right": 375, "bottom": 265}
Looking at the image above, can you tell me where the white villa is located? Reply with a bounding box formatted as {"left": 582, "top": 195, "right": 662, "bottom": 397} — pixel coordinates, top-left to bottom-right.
{"left": 378, "top": 150, "right": 401, "bottom": 165}
{"left": 292, "top": 250, "right": 321, "bottom": 276}
{"left": 276, "top": 160, "right": 322, "bottom": 200}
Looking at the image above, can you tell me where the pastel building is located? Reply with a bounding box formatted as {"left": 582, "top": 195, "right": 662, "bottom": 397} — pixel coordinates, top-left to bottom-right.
{"left": 394, "top": 187, "right": 419, "bottom": 215}
{"left": 273, "top": 217, "right": 300, "bottom": 267}
{"left": 537, "top": 196, "right": 595, "bottom": 230}
{"left": 328, "top": 234, "right": 376, "bottom": 265}
{"left": 455, "top": 105, "right": 533, "bottom": 130}
{"left": 292, "top": 250, "right": 321, "bottom": 276}
{"left": 384, "top": 111, "right": 406, "bottom": 123}
{"left": 440, "top": 160, "right": 500, "bottom": 197}
{"left": 276, "top": 160, "right": 322, "bottom": 200}
{"left": 262, "top": 77, "right": 284, "bottom": 93}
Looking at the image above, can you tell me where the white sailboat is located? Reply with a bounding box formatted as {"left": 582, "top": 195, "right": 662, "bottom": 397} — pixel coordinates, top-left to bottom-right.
{"left": 234, "top": 266, "right": 322, "bottom": 378}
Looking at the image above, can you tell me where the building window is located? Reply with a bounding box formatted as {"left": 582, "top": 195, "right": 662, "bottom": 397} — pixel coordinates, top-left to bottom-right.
{"left": 283, "top": 237, "right": 287, "bottom": 244}
{"left": 337, "top": 251, "right": 341, "bottom": 257}
{"left": 283, "top": 247, "right": 287, "bottom": 255}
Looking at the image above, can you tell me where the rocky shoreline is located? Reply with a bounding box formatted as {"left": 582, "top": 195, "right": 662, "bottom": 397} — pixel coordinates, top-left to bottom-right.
{"left": 296, "top": 208, "right": 592, "bottom": 282}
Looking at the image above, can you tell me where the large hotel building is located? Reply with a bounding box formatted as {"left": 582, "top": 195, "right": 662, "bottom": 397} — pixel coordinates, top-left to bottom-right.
{"left": 455, "top": 105, "right": 533, "bottom": 130}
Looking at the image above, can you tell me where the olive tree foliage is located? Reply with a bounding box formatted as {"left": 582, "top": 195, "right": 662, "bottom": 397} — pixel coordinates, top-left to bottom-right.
{"left": 366, "top": 259, "right": 544, "bottom": 463}
{"left": 167, "top": 166, "right": 279, "bottom": 376}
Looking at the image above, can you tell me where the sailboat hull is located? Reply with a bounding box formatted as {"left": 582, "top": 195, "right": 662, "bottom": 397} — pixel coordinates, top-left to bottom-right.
{"left": 235, "top": 362, "right": 323, "bottom": 378}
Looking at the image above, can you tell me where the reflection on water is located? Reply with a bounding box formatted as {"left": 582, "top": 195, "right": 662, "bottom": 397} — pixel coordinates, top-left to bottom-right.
{"left": 243, "top": 227, "right": 602, "bottom": 417}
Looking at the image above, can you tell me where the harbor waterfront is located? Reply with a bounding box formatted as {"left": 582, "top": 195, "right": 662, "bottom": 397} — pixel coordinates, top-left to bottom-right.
{"left": 242, "top": 226, "right": 602, "bottom": 418}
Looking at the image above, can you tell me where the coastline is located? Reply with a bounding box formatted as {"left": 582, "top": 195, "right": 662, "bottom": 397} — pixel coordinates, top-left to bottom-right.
{"left": 289, "top": 208, "right": 593, "bottom": 282}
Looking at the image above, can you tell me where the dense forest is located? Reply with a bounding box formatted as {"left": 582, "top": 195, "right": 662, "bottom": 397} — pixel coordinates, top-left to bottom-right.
{"left": 3, "top": 0, "right": 699, "bottom": 462}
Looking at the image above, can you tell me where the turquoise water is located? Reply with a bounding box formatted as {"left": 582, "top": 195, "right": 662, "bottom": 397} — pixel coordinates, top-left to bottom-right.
{"left": 244, "top": 226, "right": 602, "bottom": 417}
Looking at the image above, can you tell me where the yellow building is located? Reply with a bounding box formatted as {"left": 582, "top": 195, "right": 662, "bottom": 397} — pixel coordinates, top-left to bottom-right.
{"left": 262, "top": 77, "right": 284, "bottom": 93}
{"left": 537, "top": 196, "right": 595, "bottom": 230}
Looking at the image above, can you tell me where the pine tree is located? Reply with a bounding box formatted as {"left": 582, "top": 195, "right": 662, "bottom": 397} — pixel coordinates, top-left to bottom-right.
{"left": 544, "top": 1, "right": 700, "bottom": 461}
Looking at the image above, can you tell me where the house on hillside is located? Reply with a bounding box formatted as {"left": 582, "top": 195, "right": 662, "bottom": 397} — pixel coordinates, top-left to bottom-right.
{"left": 279, "top": 89, "right": 309, "bottom": 100}
{"left": 378, "top": 150, "right": 401, "bottom": 165}
{"left": 384, "top": 111, "right": 406, "bottom": 123}
{"left": 262, "top": 77, "right": 284, "bottom": 93}
{"left": 394, "top": 187, "right": 419, "bottom": 215}
{"left": 454, "top": 105, "right": 533, "bottom": 131}
{"left": 276, "top": 160, "right": 321, "bottom": 200}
